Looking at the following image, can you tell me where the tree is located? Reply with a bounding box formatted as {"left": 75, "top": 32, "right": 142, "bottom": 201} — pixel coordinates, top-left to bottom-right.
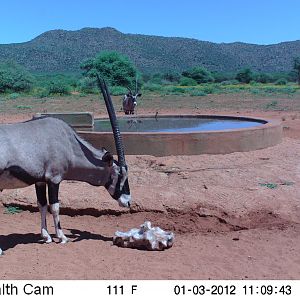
{"left": 293, "top": 57, "right": 300, "bottom": 85}
{"left": 235, "top": 68, "right": 253, "bottom": 84}
{"left": 182, "top": 66, "right": 214, "bottom": 83}
{"left": 80, "top": 51, "right": 138, "bottom": 88}
{"left": 0, "top": 61, "right": 34, "bottom": 93}
{"left": 254, "top": 73, "right": 272, "bottom": 83}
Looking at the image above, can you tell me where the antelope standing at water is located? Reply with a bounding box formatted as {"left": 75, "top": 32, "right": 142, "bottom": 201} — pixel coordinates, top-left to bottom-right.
{"left": 122, "top": 87, "right": 142, "bottom": 115}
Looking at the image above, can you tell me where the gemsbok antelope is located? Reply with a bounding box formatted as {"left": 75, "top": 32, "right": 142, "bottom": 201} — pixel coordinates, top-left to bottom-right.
{"left": 122, "top": 87, "right": 142, "bottom": 115}
{"left": 0, "top": 78, "right": 131, "bottom": 255}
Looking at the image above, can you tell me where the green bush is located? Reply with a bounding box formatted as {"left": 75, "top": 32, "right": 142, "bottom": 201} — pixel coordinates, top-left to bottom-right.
{"left": 236, "top": 68, "right": 254, "bottom": 83}
{"left": 254, "top": 73, "right": 273, "bottom": 83}
{"left": 48, "top": 80, "right": 70, "bottom": 95}
{"left": 109, "top": 85, "right": 127, "bottom": 95}
{"left": 188, "top": 89, "right": 207, "bottom": 96}
{"left": 81, "top": 51, "right": 140, "bottom": 89}
{"left": 143, "top": 83, "right": 163, "bottom": 92}
{"left": 34, "top": 87, "right": 50, "bottom": 98}
{"left": 164, "top": 86, "right": 186, "bottom": 94}
{"left": 162, "top": 71, "right": 181, "bottom": 83}
{"left": 78, "top": 77, "right": 97, "bottom": 93}
{"left": 182, "top": 66, "right": 214, "bottom": 83}
{"left": 274, "top": 78, "right": 288, "bottom": 85}
{"left": 179, "top": 77, "right": 197, "bottom": 86}
{"left": 0, "top": 61, "right": 34, "bottom": 93}
{"left": 8, "top": 93, "right": 20, "bottom": 99}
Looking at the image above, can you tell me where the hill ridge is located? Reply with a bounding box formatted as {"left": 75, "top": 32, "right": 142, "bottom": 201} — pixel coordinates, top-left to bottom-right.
{"left": 0, "top": 27, "right": 299, "bottom": 74}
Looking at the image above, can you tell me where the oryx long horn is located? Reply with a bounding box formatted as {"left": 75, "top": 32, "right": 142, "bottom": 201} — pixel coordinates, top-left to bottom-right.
{"left": 126, "top": 87, "right": 132, "bottom": 94}
{"left": 96, "top": 75, "right": 126, "bottom": 166}
{"left": 135, "top": 75, "right": 138, "bottom": 94}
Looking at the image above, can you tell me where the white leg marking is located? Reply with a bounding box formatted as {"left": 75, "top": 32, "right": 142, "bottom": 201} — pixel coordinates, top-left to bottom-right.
{"left": 50, "top": 203, "right": 68, "bottom": 244}
{"left": 38, "top": 203, "right": 52, "bottom": 243}
{"left": 0, "top": 248, "right": 3, "bottom": 256}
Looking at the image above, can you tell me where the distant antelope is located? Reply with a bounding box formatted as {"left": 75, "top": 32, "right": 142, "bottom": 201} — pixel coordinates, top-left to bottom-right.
{"left": 122, "top": 87, "right": 142, "bottom": 115}
{"left": 0, "top": 78, "right": 131, "bottom": 255}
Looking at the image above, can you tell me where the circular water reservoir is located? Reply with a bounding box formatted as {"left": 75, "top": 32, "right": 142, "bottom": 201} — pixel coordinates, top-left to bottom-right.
{"left": 93, "top": 116, "right": 266, "bottom": 133}
{"left": 78, "top": 115, "right": 282, "bottom": 156}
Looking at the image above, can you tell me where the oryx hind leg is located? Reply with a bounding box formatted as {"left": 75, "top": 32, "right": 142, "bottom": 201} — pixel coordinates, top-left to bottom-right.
{"left": 48, "top": 182, "right": 68, "bottom": 244}
{"left": 35, "top": 182, "right": 52, "bottom": 243}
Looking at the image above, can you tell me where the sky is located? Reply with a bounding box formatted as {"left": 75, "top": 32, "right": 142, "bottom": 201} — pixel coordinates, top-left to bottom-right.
{"left": 0, "top": 0, "right": 299, "bottom": 45}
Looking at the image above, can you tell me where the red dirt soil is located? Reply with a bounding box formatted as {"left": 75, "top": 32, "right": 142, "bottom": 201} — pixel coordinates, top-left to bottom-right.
{"left": 1, "top": 109, "right": 300, "bottom": 279}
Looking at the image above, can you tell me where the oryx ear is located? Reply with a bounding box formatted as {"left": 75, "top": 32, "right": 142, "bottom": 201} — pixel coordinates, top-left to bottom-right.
{"left": 137, "top": 93, "right": 142, "bottom": 97}
{"left": 102, "top": 151, "right": 113, "bottom": 167}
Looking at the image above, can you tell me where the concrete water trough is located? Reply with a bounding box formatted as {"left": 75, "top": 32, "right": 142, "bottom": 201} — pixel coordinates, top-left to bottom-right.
{"left": 34, "top": 113, "right": 282, "bottom": 156}
{"left": 76, "top": 115, "right": 282, "bottom": 156}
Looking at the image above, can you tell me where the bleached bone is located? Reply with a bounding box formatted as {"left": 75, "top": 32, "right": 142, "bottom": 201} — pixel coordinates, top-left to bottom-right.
{"left": 113, "top": 221, "right": 175, "bottom": 250}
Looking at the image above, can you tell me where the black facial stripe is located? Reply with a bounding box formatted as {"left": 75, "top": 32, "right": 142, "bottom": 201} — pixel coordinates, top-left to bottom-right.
{"left": 112, "top": 174, "right": 122, "bottom": 200}
{"left": 105, "top": 177, "right": 113, "bottom": 190}
{"left": 122, "top": 179, "right": 130, "bottom": 195}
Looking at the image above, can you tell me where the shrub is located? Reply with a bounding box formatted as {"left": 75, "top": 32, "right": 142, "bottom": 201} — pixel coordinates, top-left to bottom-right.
{"left": 109, "top": 85, "right": 127, "bottom": 96}
{"left": 274, "top": 78, "right": 288, "bottom": 85}
{"left": 188, "top": 89, "right": 207, "bottom": 96}
{"left": 182, "top": 66, "right": 214, "bottom": 83}
{"left": 78, "top": 77, "right": 97, "bottom": 93}
{"left": 254, "top": 73, "right": 273, "bottom": 83}
{"left": 162, "top": 71, "right": 181, "bottom": 83}
{"left": 48, "top": 80, "right": 70, "bottom": 95}
{"left": 236, "top": 68, "right": 254, "bottom": 83}
{"left": 179, "top": 76, "right": 197, "bottom": 86}
{"left": 34, "top": 87, "right": 50, "bottom": 98}
{"left": 293, "top": 57, "right": 300, "bottom": 84}
{"left": 220, "top": 79, "right": 239, "bottom": 85}
{"left": 81, "top": 51, "right": 140, "bottom": 89}
{"left": 8, "top": 93, "right": 20, "bottom": 99}
{"left": 0, "top": 61, "right": 34, "bottom": 93}
{"left": 164, "top": 86, "right": 186, "bottom": 94}
{"left": 143, "top": 83, "right": 163, "bottom": 92}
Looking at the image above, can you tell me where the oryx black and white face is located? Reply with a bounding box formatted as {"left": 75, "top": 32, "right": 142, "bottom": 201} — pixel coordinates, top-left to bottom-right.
{"left": 103, "top": 156, "right": 131, "bottom": 207}
{"left": 123, "top": 92, "right": 142, "bottom": 115}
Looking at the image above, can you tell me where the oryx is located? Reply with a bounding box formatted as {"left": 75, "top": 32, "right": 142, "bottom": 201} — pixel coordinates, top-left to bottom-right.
{"left": 122, "top": 87, "right": 142, "bottom": 115}
{"left": 0, "top": 79, "right": 131, "bottom": 255}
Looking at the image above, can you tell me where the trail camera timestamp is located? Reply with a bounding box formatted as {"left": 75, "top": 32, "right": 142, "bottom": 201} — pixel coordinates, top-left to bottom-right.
{"left": 173, "top": 284, "right": 292, "bottom": 296}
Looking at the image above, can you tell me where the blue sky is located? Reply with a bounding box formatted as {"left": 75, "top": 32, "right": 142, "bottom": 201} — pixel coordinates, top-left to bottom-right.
{"left": 0, "top": 0, "right": 299, "bottom": 45}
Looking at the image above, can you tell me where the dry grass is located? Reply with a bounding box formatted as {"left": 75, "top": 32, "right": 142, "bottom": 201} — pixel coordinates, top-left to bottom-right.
{"left": 0, "top": 91, "right": 300, "bottom": 117}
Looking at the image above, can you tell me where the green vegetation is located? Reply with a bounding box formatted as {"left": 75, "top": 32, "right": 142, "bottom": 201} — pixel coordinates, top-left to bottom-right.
{"left": 80, "top": 51, "right": 139, "bottom": 89}
{"left": 0, "top": 61, "right": 34, "bottom": 93}
{"left": 259, "top": 183, "right": 278, "bottom": 189}
{"left": 0, "top": 27, "right": 299, "bottom": 75}
{"left": 294, "top": 57, "right": 300, "bottom": 85}
{"left": 0, "top": 49, "right": 300, "bottom": 109}
{"left": 182, "top": 66, "right": 214, "bottom": 84}
{"left": 236, "top": 68, "right": 253, "bottom": 83}
{"left": 4, "top": 206, "right": 23, "bottom": 214}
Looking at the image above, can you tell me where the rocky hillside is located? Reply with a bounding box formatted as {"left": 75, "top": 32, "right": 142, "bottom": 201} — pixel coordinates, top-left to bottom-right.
{"left": 0, "top": 27, "right": 299, "bottom": 74}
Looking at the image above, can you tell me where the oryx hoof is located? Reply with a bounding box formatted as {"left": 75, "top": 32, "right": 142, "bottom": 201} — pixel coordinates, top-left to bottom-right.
{"left": 44, "top": 237, "right": 53, "bottom": 244}
{"left": 59, "top": 236, "right": 69, "bottom": 244}
{"left": 41, "top": 229, "right": 52, "bottom": 244}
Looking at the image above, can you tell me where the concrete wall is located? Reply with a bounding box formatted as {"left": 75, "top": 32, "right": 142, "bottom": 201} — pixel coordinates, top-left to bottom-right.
{"left": 78, "top": 115, "right": 282, "bottom": 156}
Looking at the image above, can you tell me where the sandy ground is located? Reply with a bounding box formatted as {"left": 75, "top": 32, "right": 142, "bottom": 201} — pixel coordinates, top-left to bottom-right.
{"left": 0, "top": 107, "right": 300, "bottom": 279}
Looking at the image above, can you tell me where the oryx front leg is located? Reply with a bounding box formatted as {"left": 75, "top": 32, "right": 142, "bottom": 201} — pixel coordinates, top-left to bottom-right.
{"left": 48, "top": 182, "right": 68, "bottom": 244}
{"left": 35, "top": 182, "right": 52, "bottom": 243}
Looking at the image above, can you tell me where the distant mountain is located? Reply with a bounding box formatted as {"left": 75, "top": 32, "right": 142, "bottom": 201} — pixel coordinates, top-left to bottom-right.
{"left": 0, "top": 27, "right": 299, "bottom": 74}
